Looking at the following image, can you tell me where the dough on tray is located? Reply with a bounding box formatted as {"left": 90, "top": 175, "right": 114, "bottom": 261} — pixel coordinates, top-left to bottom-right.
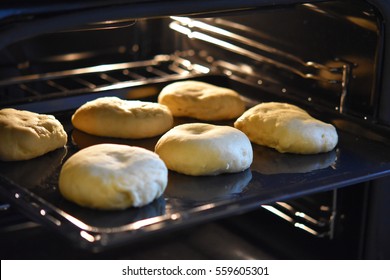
{"left": 157, "top": 80, "right": 246, "bottom": 120}
{"left": 72, "top": 96, "right": 173, "bottom": 139}
{"left": 155, "top": 123, "right": 253, "bottom": 176}
{"left": 59, "top": 144, "right": 168, "bottom": 210}
{"left": 234, "top": 102, "right": 338, "bottom": 154}
{"left": 0, "top": 108, "right": 67, "bottom": 161}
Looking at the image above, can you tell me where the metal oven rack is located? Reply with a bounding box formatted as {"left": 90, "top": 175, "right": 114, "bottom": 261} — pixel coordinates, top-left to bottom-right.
{"left": 0, "top": 16, "right": 348, "bottom": 113}
{"left": 0, "top": 54, "right": 210, "bottom": 109}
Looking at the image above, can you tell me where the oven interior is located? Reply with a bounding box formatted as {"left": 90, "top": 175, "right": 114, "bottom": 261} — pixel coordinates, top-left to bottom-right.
{"left": 1, "top": 0, "right": 390, "bottom": 259}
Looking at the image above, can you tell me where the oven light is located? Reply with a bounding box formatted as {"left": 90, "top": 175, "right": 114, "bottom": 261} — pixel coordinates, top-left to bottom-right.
{"left": 180, "top": 59, "right": 192, "bottom": 69}
{"left": 128, "top": 216, "right": 166, "bottom": 230}
{"left": 192, "top": 64, "right": 210, "bottom": 74}
{"left": 170, "top": 16, "right": 192, "bottom": 25}
{"left": 169, "top": 22, "right": 191, "bottom": 36}
{"left": 170, "top": 213, "right": 181, "bottom": 220}
{"left": 302, "top": 3, "right": 328, "bottom": 15}
{"left": 261, "top": 205, "right": 294, "bottom": 222}
{"left": 80, "top": 230, "right": 97, "bottom": 243}
{"left": 295, "top": 211, "right": 319, "bottom": 225}
{"left": 224, "top": 70, "right": 233, "bottom": 76}
{"left": 40, "top": 209, "right": 46, "bottom": 216}
{"left": 294, "top": 223, "right": 319, "bottom": 236}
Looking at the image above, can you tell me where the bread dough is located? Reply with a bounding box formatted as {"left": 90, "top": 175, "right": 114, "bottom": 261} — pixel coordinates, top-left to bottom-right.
{"left": 158, "top": 80, "right": 245, "bottom": 120}
{"left": 234, "top": 102, "right": 338, "bottom": 154}
{"left": 155, "top": 123, "right": 253, "bottom": 176}
{"left": 0, "top": 108, "right": 67, "bottom": 161}
{"left": 59, "top": 144, "right": 168, "bottom": 209}
{"left": 71, "top": 97, "right": 173, "bottom": 139}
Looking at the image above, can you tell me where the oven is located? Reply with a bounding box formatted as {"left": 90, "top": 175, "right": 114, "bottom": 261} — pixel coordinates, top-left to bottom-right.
{"left": 1, "top": 0, "right": 390, "bottom": 260}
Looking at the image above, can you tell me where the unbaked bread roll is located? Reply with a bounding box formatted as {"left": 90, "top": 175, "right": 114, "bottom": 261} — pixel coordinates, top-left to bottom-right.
{"left": 155, "top": 123, "right": 253, "bottom": 176}
{"left": 234, "top": 102, "right": 338, "bottom": 154}
{"left": 72, "top": 97, "right": 173, "bottom": 139}
{"left": 0, "top": 108, "right": 67, "bottom": 161}
{"left": 158, "top": 80, "right": 245, "bottom": 120}
{"left": 59, "top": 144, "right": 168, "bottom": 210}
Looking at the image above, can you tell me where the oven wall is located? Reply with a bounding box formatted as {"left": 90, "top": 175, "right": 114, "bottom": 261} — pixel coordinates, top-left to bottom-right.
{"left": 363, "top": 177, "right": 390, "bottom": 259}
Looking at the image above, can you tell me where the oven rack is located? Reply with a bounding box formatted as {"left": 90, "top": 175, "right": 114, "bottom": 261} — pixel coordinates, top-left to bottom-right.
{"left": 170, "top": 16, "right": 353, "bottom": 114}
{"left": 0, "top": 16, "right": 352, "bottom": 114}
{"left": 0, "top": 54, "right": 211, "bottom": 108}
{"left": 170, "top": 17, "right": 347, "bottom": 83}
{"left": 261, "top": 194, "right": 336, "bottom": 238}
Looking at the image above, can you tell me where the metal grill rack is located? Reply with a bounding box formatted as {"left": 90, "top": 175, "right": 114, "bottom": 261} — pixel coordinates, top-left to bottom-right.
{"left": 0, "top": 54, "right": 211, "bottom": 108}
{"left": 170, "top": 16, "right": 350, "bottom": 113}
{"left": 0, "top": 16, "right": 350, "bottom": 115}
{"left": 261, "top": 193, "right": 336, "bottom": 238}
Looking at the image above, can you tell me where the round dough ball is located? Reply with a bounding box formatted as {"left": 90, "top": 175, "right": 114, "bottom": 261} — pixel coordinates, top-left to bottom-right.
{"left": 72, "top": 97, "right": 173, "bottom": 139}
{"left": 0, "top": 108, "right": 67, "bottom": 161}
{"left": 158, "top": 80, "right": 245, "bottom": 120}
{"left": 59, "top": 144, "right": 168, "bottom": 210}
{"left": 234, "top": 102, "right": 338, "bottom": 154}
{"left": 155, "top": 123, "right": 253, "bottom": 176}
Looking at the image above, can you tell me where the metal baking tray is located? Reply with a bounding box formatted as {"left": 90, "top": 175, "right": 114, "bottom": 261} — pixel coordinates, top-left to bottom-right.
{"left": 1, "top": 78, "right": 390, "bottom": 252}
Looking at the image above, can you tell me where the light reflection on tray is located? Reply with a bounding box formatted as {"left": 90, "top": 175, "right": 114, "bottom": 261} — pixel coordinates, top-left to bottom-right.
{"left": 57, "top": 195, "right": 167, "bottom": 228}
{"left": 251, "top": 145, "right": 337, "bottom": 175}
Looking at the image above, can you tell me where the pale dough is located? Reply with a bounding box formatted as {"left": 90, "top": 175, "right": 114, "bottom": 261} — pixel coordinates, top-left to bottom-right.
{"left": 234, "top": 102, "right": 338, "bottom": 154}
{"left": 0, "top": 108, "right": 67, "bottom": 161}
{"left": 72, "top": 97, "right": 173, "bottom": 139}
{"left": 158, "top": 80, "right": 245, "bottom": 120}
{"left": 155, "top": 123, "right": 253, "bottom": 176}
{"left": 59, "top": 144, "right": 168, "bottom": 210}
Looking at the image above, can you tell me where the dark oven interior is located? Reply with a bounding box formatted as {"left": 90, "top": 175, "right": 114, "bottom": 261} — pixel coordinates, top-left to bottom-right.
{"left": 1, "top": 0, "right": 390, "bottom": 259}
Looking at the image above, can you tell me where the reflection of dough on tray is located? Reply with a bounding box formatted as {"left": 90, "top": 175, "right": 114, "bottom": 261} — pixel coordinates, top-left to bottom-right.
{"left": 0, "top": 108, "right": 67, "bottom": 161}
{"left": 158, "top": 80, "right": 246, "bottom": 121}
{"left": 71, "top": 129, "right": 157, "bottom": 151}
{"left": 59, "top": 144, "right": 168, "bottom": 210}
{"left": 66, "top": 196, "right": 167, "bottom": 228}
{"left": 234, "top": 102, "right": 338, "bottom": 154}
{"left": 155, "top": 123, "right": 253, "bottom": 176}
{"left": 251, "top": 145, "right": 337, "bottom": 174}
{"left": 165, "top": 168, "right": 252, "bottom": 202}
{"left": 72, "top": 97, "right": 173, "bottom": 139}
{"left": 128, "top": 196, "right": 166, "bottom": 222}
{"left": 0, "top": 147, "right": 67, "bottom": 188}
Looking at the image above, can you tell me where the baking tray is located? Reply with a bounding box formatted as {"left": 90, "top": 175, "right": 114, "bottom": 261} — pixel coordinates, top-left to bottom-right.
{"left": 1, "top": 81, "right": 390, "bottom": 251}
